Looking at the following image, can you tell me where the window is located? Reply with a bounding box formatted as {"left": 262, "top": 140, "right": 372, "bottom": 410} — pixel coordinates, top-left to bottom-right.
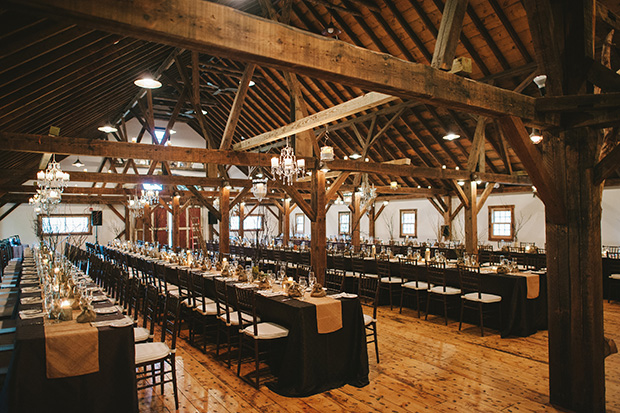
{"left": 338, "top": 212, "right": 350, "bottom": 235}
{"left": 39, "top": 214, "right": 91, "bottom": 236}
{"left": 400, "top": 209, "right": 417, "bottom": 237}
{"left": 489, "top": 205, "right": 514, "bottom": 241}
{"left": 231, "top": 215, "right": 263, "bottom": 231}
{"left": 295, "top": 214, "right": 304, "bottom": 235}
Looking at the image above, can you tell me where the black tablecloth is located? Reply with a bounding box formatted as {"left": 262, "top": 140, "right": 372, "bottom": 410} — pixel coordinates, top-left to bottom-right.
{"left": 198, "top": 273, "right": 369, "bottom": 397}
{"left": 257, "top": 295, "right": 369, "bottom": 396}
{"left": 327, "top": 256, "right": 548, "bottom": 338}
{"left": 9, "top": 292, "right": 137, "bottom": 413}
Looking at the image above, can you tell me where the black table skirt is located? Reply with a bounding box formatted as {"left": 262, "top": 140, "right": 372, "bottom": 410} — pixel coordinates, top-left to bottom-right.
{"left": 256, "top": 295, "right": 369, "bottom": 397}
{"left": 9, "top": 290, "right": 138, "bottom": 413}
{"left": 197, "top": 273, "right": 369, "bottom": 397}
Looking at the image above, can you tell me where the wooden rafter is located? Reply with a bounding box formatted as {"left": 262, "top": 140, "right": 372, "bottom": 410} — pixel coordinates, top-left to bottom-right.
{"left": 431, "top": 0, "right": 469, "bottom": 71}
{"left": 11, "top": 0, "right": 538, "bottom": 121}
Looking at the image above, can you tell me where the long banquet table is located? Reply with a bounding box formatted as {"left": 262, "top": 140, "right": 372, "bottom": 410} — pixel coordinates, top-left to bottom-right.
{"left": 9, "top": 260, "right": 137, "bottom": 413}
{"left": 330, "top": 255, "right": 548, "bottom": 338}
{"left": 121, "top": 250, "right": 370, "bottom": 398}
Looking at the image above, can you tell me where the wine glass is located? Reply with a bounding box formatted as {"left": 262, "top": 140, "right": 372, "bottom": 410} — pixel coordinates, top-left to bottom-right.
{"left": 279, "top": 264, "right": 287, "bottom": 282}
{"left": 308, "top": 272, "right": 316, "bottom": 289}
{"left": 299, "top": 276, "right": 308, "bottom": 291}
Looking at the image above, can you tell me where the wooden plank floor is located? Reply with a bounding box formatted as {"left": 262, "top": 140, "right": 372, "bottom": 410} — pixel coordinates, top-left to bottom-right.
{"left": 138, "top": 302, "right": 620, "bottom": 412}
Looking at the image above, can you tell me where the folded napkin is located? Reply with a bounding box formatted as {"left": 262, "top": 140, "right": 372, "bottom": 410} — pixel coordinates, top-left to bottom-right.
{"left": 304, "top": 296, "right": 343, "bottom": 334}
{"left": 19, "top": 310, "right": 45, "bottom": 319}
{"left": 20, "top": 297, "right": 43, "bottom": 305}
{"left": 256, "top": 290, "right": 286, "bottom": 297}
{"left": 45, "top": 321, "right": 99, "bottom": 378}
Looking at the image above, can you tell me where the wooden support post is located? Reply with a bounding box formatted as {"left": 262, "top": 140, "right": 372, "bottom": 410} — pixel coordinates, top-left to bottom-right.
{"left": 368, "top": 204, "right": 376, "bottom": 241}
{"left": 283, "top": 198, "right": 291, "bottom": 245}
{"left": 443, "top": 195, "right": 452, "bottom": 240}
{"left": 124, "top": 204, "right": 131, "bottom": 242}
{"left": 463, "top": 181, "right": 477, "bottom": 254}
{"left": 219, "top": 186, "right": 230, "bottom": 258}
{"left": 143, "top": 204, "right": 152, "bottom": 243}
{"left": 311, "top": 170, "right": 327, "bottom": 285}
{"left": 351, "top": 192, "right": 361, "bottom": 252}
{"left": 172, "top": 195, "right": 180, "bottom": 249}
{"left": 239, "top": 202, "right": 245, "bottom": 240}
{"left": 432, "top": 0, "right": 470, "bottom": 71}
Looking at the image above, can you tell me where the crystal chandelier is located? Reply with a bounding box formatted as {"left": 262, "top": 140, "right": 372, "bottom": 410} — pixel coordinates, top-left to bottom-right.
{"left": 127, "top": 194, "right": 146, "bottom": 217}
{"left": 140, "top": 184, "right": 160, "bottom": 206}
{"left": 271, "top": 137, "right": 305, "bottom": 185}
{"left": 30, "top": 155, "right": 69, "bottom": 214}
{"left": 357, "top": 174, "right": 376, "bottom": 207}
{"left": 252, "top": 178, "right": 268, "bottom": 201}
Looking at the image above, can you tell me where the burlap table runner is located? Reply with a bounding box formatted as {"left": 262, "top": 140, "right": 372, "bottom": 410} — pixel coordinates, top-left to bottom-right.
{"left": 304, "top": 296, "right": 343, "bottom": 334}
{"left": 513, "top": 272, "right": 540, "bottom": 299}
{"left": 44, "top": 319, "right": 99, "bottom": 378}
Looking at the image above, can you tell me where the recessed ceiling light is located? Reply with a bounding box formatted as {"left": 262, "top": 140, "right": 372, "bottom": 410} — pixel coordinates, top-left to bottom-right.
{"left": 134, "top": 76, "right": 162, "bottom": 89}
{"left": 98, "top": 125, "right": 117, "bottom": 133}
{"left": 443, "top": 133, "right": 460, "bottom": 141}
{"left": 349, "top": 153, "right": 362, "bottom": 160}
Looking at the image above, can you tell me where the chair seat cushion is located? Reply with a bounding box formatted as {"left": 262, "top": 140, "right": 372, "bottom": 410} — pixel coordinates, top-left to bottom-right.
{"left": 363, "top": 313, "right": 376, "bottom": 326}
{"left": 610, "top": 273, "right": 620, "bottom": 280}
{"left": 135, "top": 342, "right": 170, "bottom": 364}
{"left": 241, "top": 322, "right": 289, "bottom": 339}
{"left": 134, "top": 327, "right": 150, "bottom": 342}
{"left": 220, "top": 311, "right": 258, "bottom": 326}
{"left": 403, "top": 281, "right": 429, "bottom": 290}
{"left": 462, "top": 292, "right": 502, "bottom": 303}
{"left": 380, "top": 277, "right": 403, "bottom": 284}
{"left": 428, "top": 285, "right": 461, "bottom": 295}
{"left": 194, "top": 302, "right": 218, "bottom": 316}
{"left": 182, "top": 296, "right": 215, "bottom": 308}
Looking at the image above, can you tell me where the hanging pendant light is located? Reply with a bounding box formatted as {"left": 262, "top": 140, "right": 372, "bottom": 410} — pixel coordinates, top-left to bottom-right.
{"left": 271, "top": 136, "right": 305, "bottom": 185}
{"left": 72, "top": 158, "right": 84, "bottom": 168}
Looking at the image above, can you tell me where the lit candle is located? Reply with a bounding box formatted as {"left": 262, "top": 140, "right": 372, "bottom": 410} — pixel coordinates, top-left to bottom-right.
{"left": 271, "top": 157, "right": 279, "bottom": 168}
{"left": 60, "top": 299, "right": 73, "bottom": 321}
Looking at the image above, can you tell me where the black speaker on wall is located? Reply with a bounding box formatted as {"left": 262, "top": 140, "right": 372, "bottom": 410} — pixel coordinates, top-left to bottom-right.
{"left": 208, "top": 211, "right": 219, "bottom": 225}
{"left": 441, "top": 225, "right": 450, "bottom": 238}
{"left": 91, "top": 211, "right": 103, "bottom": 226}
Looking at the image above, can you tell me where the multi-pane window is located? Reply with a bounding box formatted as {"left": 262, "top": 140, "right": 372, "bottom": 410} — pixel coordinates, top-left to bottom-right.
{"left": 488, "top": 205, "right": 514, "bottom": 241}
{"left": 400, "top": 209, "right": 417, "bottom": 237}
{"left": 338, "top": 212, "right": 350, "bottom": 235}
{"left": 295, "top": 214, "right": 304, "bottom": 235}
{"left": 39, "top": 215, "right": 91, "bottom": 236}
{"left": 231, "top": 215, "right": 263, "bottom": 231}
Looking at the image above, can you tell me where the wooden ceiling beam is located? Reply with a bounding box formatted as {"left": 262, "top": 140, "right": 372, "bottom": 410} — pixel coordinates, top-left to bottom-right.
{"left": 233, "top": 92, "right": 397, "bottom": 150}
{"left": 11, "top": 0, "right": 538, "bottom": 121}
{"left": 325, "top": 159, "right": 531, "bottom": 185}
{"left": 431, "top": 0, "right": 469, "bottom": 71}
{"left": 220, "top": 63, "right": 256, "bottom": 149}
{"left": 0, "top": 132, "right": 318, "bottom": 169}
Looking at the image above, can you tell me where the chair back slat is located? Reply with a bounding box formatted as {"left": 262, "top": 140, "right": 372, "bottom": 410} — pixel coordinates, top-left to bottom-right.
{"left": 458, "top": 264, "right": 481, "bottom": 296}
{"left": 426, "top": 261, "right": 448, "bottom": 290}
{"left": 214, "top": 278, "right": 231, "bottom": 324}
{"left": 235, "top": 287, "right": 259, "bottom": 336}
{"left": 358, "top": 276, "right": 379, "bottom": 319}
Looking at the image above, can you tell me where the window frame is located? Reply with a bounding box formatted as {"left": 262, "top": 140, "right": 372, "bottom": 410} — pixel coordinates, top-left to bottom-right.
{"left": 295, "top": 213, "right": 305, "bottom": 235}
{"left": 38, "top": 214, "right": 92, "bottom": 237}
{"left": 399, "top": 209, "right": 418, "bottom": 238}
{"left": 338, "top": 211, "right": 351, "bottom": 235}
{"left": 488, "top": 205, "right": 515, "bottom": 241}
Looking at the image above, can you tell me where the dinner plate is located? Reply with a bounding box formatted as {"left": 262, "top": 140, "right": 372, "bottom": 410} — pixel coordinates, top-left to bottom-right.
{"left": 94, "top": 306, "right": 118, "bottom": 315}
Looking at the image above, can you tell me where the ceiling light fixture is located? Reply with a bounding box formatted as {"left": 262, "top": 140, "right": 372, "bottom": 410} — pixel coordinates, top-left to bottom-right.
{"left": 134, "top": 76, "right": 162, "bottom": 89}
{"left": 349, "top": 153, "right": 362, "bottom": 160}
{"left": 98, "top": 125, "right": 117, "bottom": 133}
{"left": 442, "top": 133, "right": 460, "bottom": 141}
{"left": 72, "top": 158, "right": 84, "bottom": 168}
{"left": 530, "top": 128, "right": 543, "bottom": 144}
{"left": 321, "top": 22, "right": 341, "bottom": 38}
{"left": 270, "top": 136, "right": 305, "bottom": 185}
{"left": 533, "top": 75, "right": 547, "bottom": 96}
